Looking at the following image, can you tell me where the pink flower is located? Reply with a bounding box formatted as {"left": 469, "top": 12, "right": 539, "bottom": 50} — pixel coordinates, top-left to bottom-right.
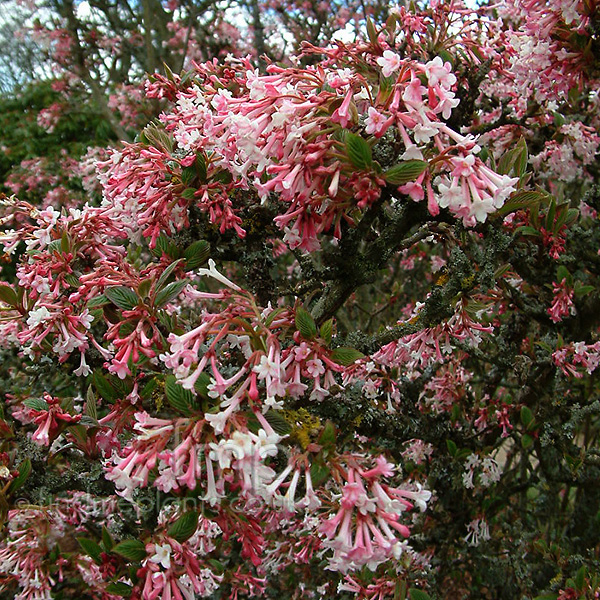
{"left": 424, "top": 56, "right": 457, "bottom": 88}
{"left": 377, "top": 50, "right": 402, "bottom": 77}
{"left": 364, "top": 107, "right": 389, "bottom": 136}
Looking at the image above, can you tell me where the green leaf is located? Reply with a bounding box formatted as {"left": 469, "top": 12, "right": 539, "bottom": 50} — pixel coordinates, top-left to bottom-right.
{"left": 105, "top": 583, "right": 133, "bottom": 597}
{"left": 366, "top": 16, "right": 378, "bottom": 46}
{"left": 60, "top": 231, "right": 70, "bottom": 254}
{"left": 438, "top": 49, "right": 454, "bottom": 67}
{"left": 575, "top": 566, "right": 586, "bottom": 590}
{"left": 46, "top": 239, "right": 62, "bottom": 254}
{"left": 446, "top": 439, "right": 457, "bottom": 456}
{"left": 194, "top": 372, "right": 211, "bottom": 399}
{"left": 514, "top": 136, "right": 528, "bottom": 178}
{"left": 105, "top": 286, "right": 138, "bottom": 311}
{"left": 87, "top": 294, "right": 109, "bottom": 308}
{"left": 184, "top": 240, "right": 210, "bottom": 270}
{"left": 556, "top": 266, "right": 570, "bottom": 285}
{"left": 77, "top": 537, "right": 103, "bottom": 564}
{"left": 140, "top": 123, "right": 174, "bottom": 153}
{"left": 181, "top": 165, "right": 196, "bottom": 186}
{"left": 212, "top": 169, "right": 233, "bottom": 184}
{"left": 264, "top": 410, "right": 292, "bottom": 435}
{"left": 102, "top": 526, "right": 114, "bottom": 551}
{"left": 310, "top": 460, "right": 330, "bottom": 487}
{"left": 574, "top": 285, "right": 595, "bottom": 297}
{"left": 521, "top": 434, "right": 534, "bottom": 449}
{"left": 207, "top": 559, "right": 225, "bottom": 575}
{"left": 496, "top": 190, "right": 545, "bottom": 216}
{"left": 384, "top": 160, "right": 428, "bottom": 185}
{"left": 319, "top": 318, "right": 333, "bottom": 346}
{"left": 113, "top": 539, "right": 147, "bottom": 562}
{"left": 264, "top": 307, "right": 286, "bottom": 327}
{"left": 345, "top": 132, "right": 373, "bottom": 170}
{"left": 94, "top": 371, "right": 119, "bottom": 402}
{"left": 85, "top": 386, "right": 98, "bottom": 421}
{"left": 520, "top": 406, "right": 534, "bottom": 429}
{"left": 155, "top": 279, "right": 188, "bottom": 308}
{"left": 318, "top": 421, "right": 336, "bottom": 448}
{"left": 194, "top": 153, "right": 207, "bottom": 183}
{"left": 0, "top": 284, "right": 18, "bottom": 307}
{"left": 152, "top": 235, "right": 181, "bottom": 259}
{"left": 141, "top": 377, "right": 158, "bottom": 400}
{"left": 157, "top": 259, "right": 184, "bottom": 290}
{"left": 408, "top": 589, "right": 431, "bottom": 600}
{"left": 553, "top": 112, "right": 565, "bottom": 127}
{"left": 182, "top": 187, "right": 197, "bottom": 200}
{"left": 8, "top": 458, "right": 31, "bottom": 493}
{"left": 168, "top": 511, "right": 199, "bottom": 542}
{"left": 565, "top": 208, "right": 579, "bottom": 225}
{"left": 165, "top": 375, "right": 196, "bottom": 415}
{"left": 296, "top": 307, "right": 317, "bottom": 339}
{"left": 330, "top": 347, "right": 365, "bottom": 366}
{"left": 138, "top": 278, "right": 153, "bottom": 299}
{"left": 498, "top": 138, "right": 527, "bottom": 177}
{"left": 515, "top": 226, "right": 540, "bottom": 237}
{"left": 23, "top": 397, "right": 49, "bottom": 411}
{"left": 545, "top": 198, "right": 557, "bottom": 229}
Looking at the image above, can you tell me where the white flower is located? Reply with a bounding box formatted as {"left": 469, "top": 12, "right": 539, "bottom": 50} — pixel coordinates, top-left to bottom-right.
{"left": 26, "top": 306, "right": 52, "bottom": 328}
{"left": 197, "top": 259, "right": 241, "bottom": 291}
{"left": 149, "top": 543, "right": 172, "bottom": 569}
{"left": 253, "top": 355, "right": 280, "bottom": 380}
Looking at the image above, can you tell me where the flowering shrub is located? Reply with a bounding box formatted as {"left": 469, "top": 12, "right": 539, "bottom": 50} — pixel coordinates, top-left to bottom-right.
{"left": 0, "top": 0, "right": 600, "bottom": 598}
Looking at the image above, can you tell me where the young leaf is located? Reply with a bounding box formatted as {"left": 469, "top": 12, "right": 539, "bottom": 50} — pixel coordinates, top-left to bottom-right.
{"left": 105, "top": 286, "right": 138, "bottom": 311}
{"left": 345, "top": 132, "right": 373, "bottom": 170}
{"left": 23, "top": 397, "right": 50, "bottom": 411}
{"left": 85, "top": 386, "right": 98, "bottom": 421}
{"left": 384, "top": 160, "right": 428, "bottom": 185}
{"left": 513, "top": 136, "right": 528, "bottom": 178}
{"left": 330, "top": 347, "right": 365, "bottom": 366}
{"left": 168, "top": 511, "right": 199, "bottom": 542}
{"left": 296, "top": 307, "right": 317, "bottom": 339}
{"left": 319, "top": 318, "right": 333, "bottom": 346}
